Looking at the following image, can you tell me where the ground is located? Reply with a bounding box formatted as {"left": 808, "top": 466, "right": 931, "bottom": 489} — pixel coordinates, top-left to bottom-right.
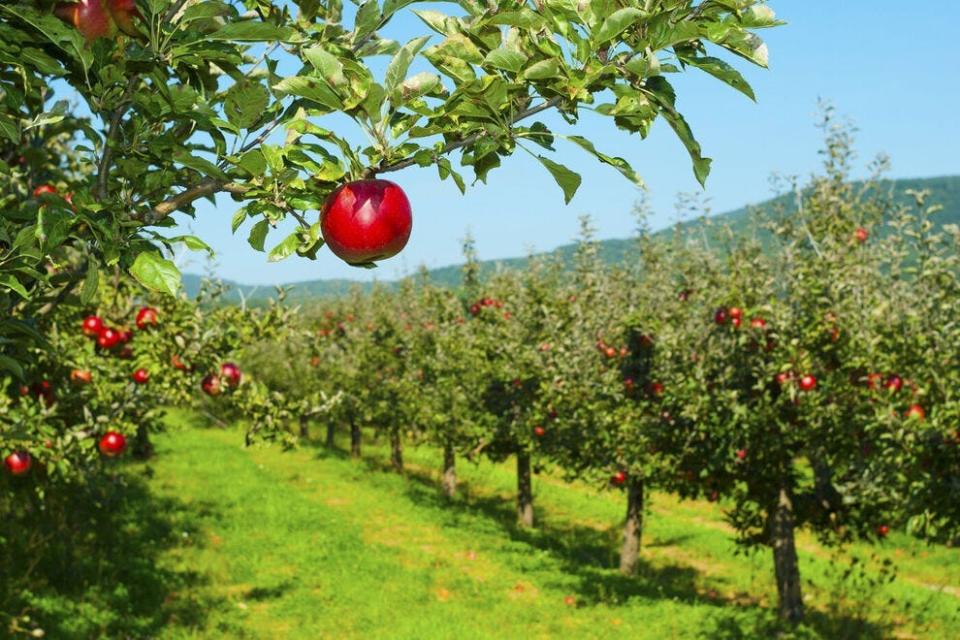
{"left": 28, "top": 409, "right": 960, "bottom": 639}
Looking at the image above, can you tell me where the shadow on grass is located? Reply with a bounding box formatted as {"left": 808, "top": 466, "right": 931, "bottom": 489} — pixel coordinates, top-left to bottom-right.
{"left": 317, "top": 437, "right": 891, "bottom": 639}
{"left": 0, "top": 465, "right": 229, "bottom": 639}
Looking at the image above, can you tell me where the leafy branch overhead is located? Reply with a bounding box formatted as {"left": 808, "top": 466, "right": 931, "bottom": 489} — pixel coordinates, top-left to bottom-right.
{"left": 0, "top": 0, "right": 779, "bottom": 298}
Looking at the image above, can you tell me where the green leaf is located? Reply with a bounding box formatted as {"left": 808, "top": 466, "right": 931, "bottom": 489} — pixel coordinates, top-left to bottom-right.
{"left": 523, "top": 59, "right": 562, "bottom": 80}
{"left": 231, "top": 207, "right": 248, "bottom": 233}
{"left": 206, "top": 21, "right": 295, "bottom": 42}
{"left": 267, "top": 231, "right": 302, "bottom": 262}
{"left": 535, "top": 156, "right": 581, "bottom": 204}
{"left": 385, "top": 35, "right": 431, "bottom": 95}
{"left": 273, "top": 76, "right": 344, "bottom": 111}
{"left": 79, "top": 259, "right": 99, "bottom": 305}
{"left": 644, "top": 77, "right": 712, "bottom": 186}
{"left": 483, "top": 48, "right": 528, "bottom": 74}
{"left": 248, "top": 219, "right": 270, "bottom": 251}
{"left": 130, "top": 252, "right": 181, "bottom": 296}
{"left": 173, "top": 149, "right": 228, "bottom": 181}
{"left": 394, "top": 72, "right": 442, "bottom": 105}
{"left": 0, "top": 274, "right": 29, "bottom": 299}
{"left": 564, "top": 135, "right": 644, "bottom": 187}
{"left": 679, "top": 55, "right": 755, "bottom": 101}
{"left": 353, "top": 0, "right": 382, "bottom": 40}
{"left": 237, "top": 149, "right": 267, "bottom": 176}
{"left": 0, "top": 5, "right": 92, "bottom": 71}
{"left": 303, "top": 47, "right": 347, "bottom": 86}
{"left": 0, "top": 354, "right": 24, "bottom": 380}
{"left": 0, "top": 117, "right": 19, "bottom": 144}
{"left": 224, "top": 81, "right": 270, "bottom": 129}
{"left": 594, "top": 8, "right": 646, "bottom": 43}
{"left": 168, "top": 235, "right": 214, "bottom": 254}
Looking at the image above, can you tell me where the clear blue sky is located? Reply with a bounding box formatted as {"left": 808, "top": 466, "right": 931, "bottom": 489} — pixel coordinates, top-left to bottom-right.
{"left": 171, "top": 1, "right": 960, "bottom": 285}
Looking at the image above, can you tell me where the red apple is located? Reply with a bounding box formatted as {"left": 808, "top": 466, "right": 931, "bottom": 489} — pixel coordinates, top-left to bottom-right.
{"left": 55, "top": 0, "right": 118, "bottom": 42}
{"left": 132, "top": 368, "right": 150, "bottom": 384}
{"left": 750, "top": 317, "right": 767, "bottom": 329}
{"left": 728, "top": 307, "right": 743, "bottom": 321}
{"left": 604, "top": 347, "right": 617, "bottom": 359}
{"left": 4, "top": 451, "right": 32, "bottom": 476}
{"left": 713, "top": 308, "right": 728, "bottom": 325}
{"left": 220, "top": 362, "right": 242, "bottom": 387}
{"left": 563, "top": 595, "right": 576, "bottom": 607}
{"left": 320, "top": 179, "right": 412, "bottom": 264}
{"left": 610, "top": 470, "right": 627, "bottom": 486}
{"left": 533, "top": 426, "right": 545, "bottom": 438}
{"left": 646, "top": 382, "right": 664, "bottom": 397}
{"left": 885, "top": 374, "right": 903, "bottom": 393}
{"left": 135, "top": 306, "right": 159, "bottom": 330}
{"left": 731, "top": 316, "right": 742, "bottom": 328}
{"left": 70, "top": 369, "right": 93, "bottom": 385}
{"left": 171, "top": 354, "right": 189, "bottom": 371}
{"left": 82, "top": 315, "right": 103, "bottom": 337}
{"left": 97, "top": 326, "right": 121, "bottom": 349}
{"left": 623, "top": 377, "right": 635, "bottom": 393}
{"left": 854, "top": 227, "right": 869, "bottom": 243}
{"left": 775, "top": 372, "right": 792, "bottom": 387}
{"left": 736, "top": 448, "right": 748, "bottom": 461}
{"left": 32, "top": 184, "right": 57, "bottom": 198}
{"left": 30, "top": 381, "right": 55, "bottom": 406}
{"left": 98, "top": 431, "right": 127, "bottom": 457}
{"left": 798, "top": 375, "right": 817, "bottom": 392}
{"left": 876, "top": 524, "right": 890, "bottom": 538}
{"left": 904, "top": 404, "right": 925, "bottom": 422}
{"left": 866, "top": 372, "right": 883, "bottom": 390}
{"left": 201, "top": 373, "right": 222, "bottom": 396}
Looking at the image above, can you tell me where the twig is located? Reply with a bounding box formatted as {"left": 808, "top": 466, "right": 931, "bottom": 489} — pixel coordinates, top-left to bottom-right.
{"left": 97, "top": 76, "right": 140, "bottom": 199}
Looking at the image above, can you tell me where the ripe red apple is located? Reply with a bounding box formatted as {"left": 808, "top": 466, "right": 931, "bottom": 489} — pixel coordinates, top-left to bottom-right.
{"left": 563, "top": 595, "right": 576, "bottom": 607}
{"left": 320, "top": 179, "right": 412, "bottom": 264}
{"left": 18, "top": 385, "right": 30, "bottom": 397}
{"left": 798, "top": 375, "right": 817, "bottom": 392}
{"left": 623, "top": 377, "right": 635, "bottom": 393}
{"left": 132, "top": 368, "right": 150, "bottom": 384}
{"left": 70, "top": 369, "right": 93, "bottom": 385}
{"left": 220, "top": 362, "right": 242, "bottom": 387}
{"left": 646, "top": 382, "right": 664, "bottom": 397}
{"left": 201, "top": 373, "right": 222, "bottom": 396}
{"left": 55, "top": 0, "right": 118, "bottom": 42}
{"left": 713, "top": 308, "right": 728, "bottom": 325}
{"left": 82, "top": 315, "right": 103, "bottom": 337}
{"left": 533, "top": 426, "right": 546, "bottom": 438}
{"left": 171, "top": 354, "right": 189, "bottom": 371}
{"left": 610, "top": 470, "right": 627, "bottom": 486}
{"left": 731, "top": 316, "right": 742, "bottom": 328}
{"left": 750, "top": 317, "right": 767, "bottom": 329}
{"left": 678, "top": 289, "right": 692, "bottom": 302}
{"left": 4, "top": 451, "right": 32, "bottom": 476}
{"left": 728, "top": 307, "right": 743, "bottom": 321}
{"left": 876, "top": 524, "right": 889, "bottom": 538}
{"left": 604, "top": 347, "right": 617, "bottom": 359}
{"left": 735, "top": 448, "right": 748, "bottom": 461}
{"left": 33, "top": 184, "right": 57, "bottom": 198}
{"left": 885, "top": 374, "right": 903, "bottom": 393}
{"left": 30, "top": 380, "right": 55, "bottom": 406}
{"left": 854, "top": 227, "right": 869, "bottom": 243}
{"left": 135, "top": 306, "right": 159, "bottom": 330}
{"left": 98, "top": 431, "right": 127, "bottom": 457}
{"left": 775, "top": 372, "right": 792, "bottom": 387}
{"left": 97, "top": 326, "right": 122, "bottom": 349}
{"left": 905, "top": 404, "right": 925, "bottom": 422}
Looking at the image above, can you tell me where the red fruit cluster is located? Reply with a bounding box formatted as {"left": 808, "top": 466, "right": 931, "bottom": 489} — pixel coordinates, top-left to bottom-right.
{"left": 136, "top": 306, "right": 159, "bottom": 330}
{"left": 610, "top": 470, "right": 628, "bottom": 487}
{"left": 469, "top": 297, "right": 503, "bottom": 316}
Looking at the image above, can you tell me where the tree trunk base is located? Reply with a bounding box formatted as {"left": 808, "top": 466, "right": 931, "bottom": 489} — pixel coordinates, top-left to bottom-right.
{"left": 442, "top": 444, "right": 457, "bottom": 498}
{"left": 772, "top": 484, "right": 805, "bottom": 624}
{"left": 517, "top": 452, "right": 534, "bottom": 528}
{"left": 390, "top": 432, "right": 404, "bottom": 472}
{"left": 325, "top": 423, "right": 336, "bottom": 448}
{"left": 350, "top": 422, "right": 361, "bottom": 458}
{"left": 619, "top": 477, "right": 644, "bottom": 575}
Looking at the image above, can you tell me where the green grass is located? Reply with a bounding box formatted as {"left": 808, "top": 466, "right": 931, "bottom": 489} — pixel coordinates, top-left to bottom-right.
{"left": 28, "top": 409, "right": 960, "bottom": 639}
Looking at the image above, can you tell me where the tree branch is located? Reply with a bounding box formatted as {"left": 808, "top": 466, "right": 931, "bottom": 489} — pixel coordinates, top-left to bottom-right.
{"left": 97, "top": 75, "right": 140, "bottom": 200}
{"left": 144, "top": 96, "right": 564, "bottom": 221}
{"left": 370, "top": 96, "right": 563, "bottom": 177}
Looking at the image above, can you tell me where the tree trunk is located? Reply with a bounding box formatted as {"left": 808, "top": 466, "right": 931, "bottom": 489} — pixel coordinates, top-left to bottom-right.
{"left": 516, "top": 452, "right": 534, "bottom": 528}
{"left": 350, "top": 420, "right": 361, "bottom": 458}
{"left": 325, "top": 422, "right": 336, "bottom": 448}
{"left": 298, "top": 415, "right": 309, "bottom": 439}
{"left": 771, "top": 483, "right": 805, "bottom": 623}
{"left": 390, "top": 431, "right": 404, "bottom": 472}
{"left": 442, "top": 443, "right": 457, "bottom": 498}
{"left": 619, "top": 477, "right": 644, "bottom": 575}
{"left": 132, "top": 422, "right": 154, "bottom": 460}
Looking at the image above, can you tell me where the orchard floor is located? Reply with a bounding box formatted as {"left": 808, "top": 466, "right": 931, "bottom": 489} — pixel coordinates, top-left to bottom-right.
{"left": 39, "top": 410, "right": 960, "bottom": 638}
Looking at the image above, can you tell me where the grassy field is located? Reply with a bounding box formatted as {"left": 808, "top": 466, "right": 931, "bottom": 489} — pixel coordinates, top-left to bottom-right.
{"left": 33, "top": 410, "right": 959, "bottom": 639}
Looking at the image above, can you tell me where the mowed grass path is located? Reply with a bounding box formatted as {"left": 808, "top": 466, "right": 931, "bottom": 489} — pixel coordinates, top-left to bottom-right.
{"left": 136, "top": 411, "right": 959, "bottom": 639}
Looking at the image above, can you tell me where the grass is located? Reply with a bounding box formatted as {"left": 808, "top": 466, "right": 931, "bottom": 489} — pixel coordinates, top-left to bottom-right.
{"left": 20, "top": 409, "right": 960, "bottom": 639}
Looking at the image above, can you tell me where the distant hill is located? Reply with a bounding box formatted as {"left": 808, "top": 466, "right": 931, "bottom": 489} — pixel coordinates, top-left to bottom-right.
{"left": 183, "top": 175, "right": 960, "bottom": 303}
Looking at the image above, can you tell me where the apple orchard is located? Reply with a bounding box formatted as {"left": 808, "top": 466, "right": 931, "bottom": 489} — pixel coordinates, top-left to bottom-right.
{"left": 2, "top": 0, "right": 959, "bottom": 635}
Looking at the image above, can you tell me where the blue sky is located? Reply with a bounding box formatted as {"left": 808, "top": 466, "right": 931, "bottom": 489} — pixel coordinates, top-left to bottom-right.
{"left": 171, "top": 1, "right": 960, "bottom": 285}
